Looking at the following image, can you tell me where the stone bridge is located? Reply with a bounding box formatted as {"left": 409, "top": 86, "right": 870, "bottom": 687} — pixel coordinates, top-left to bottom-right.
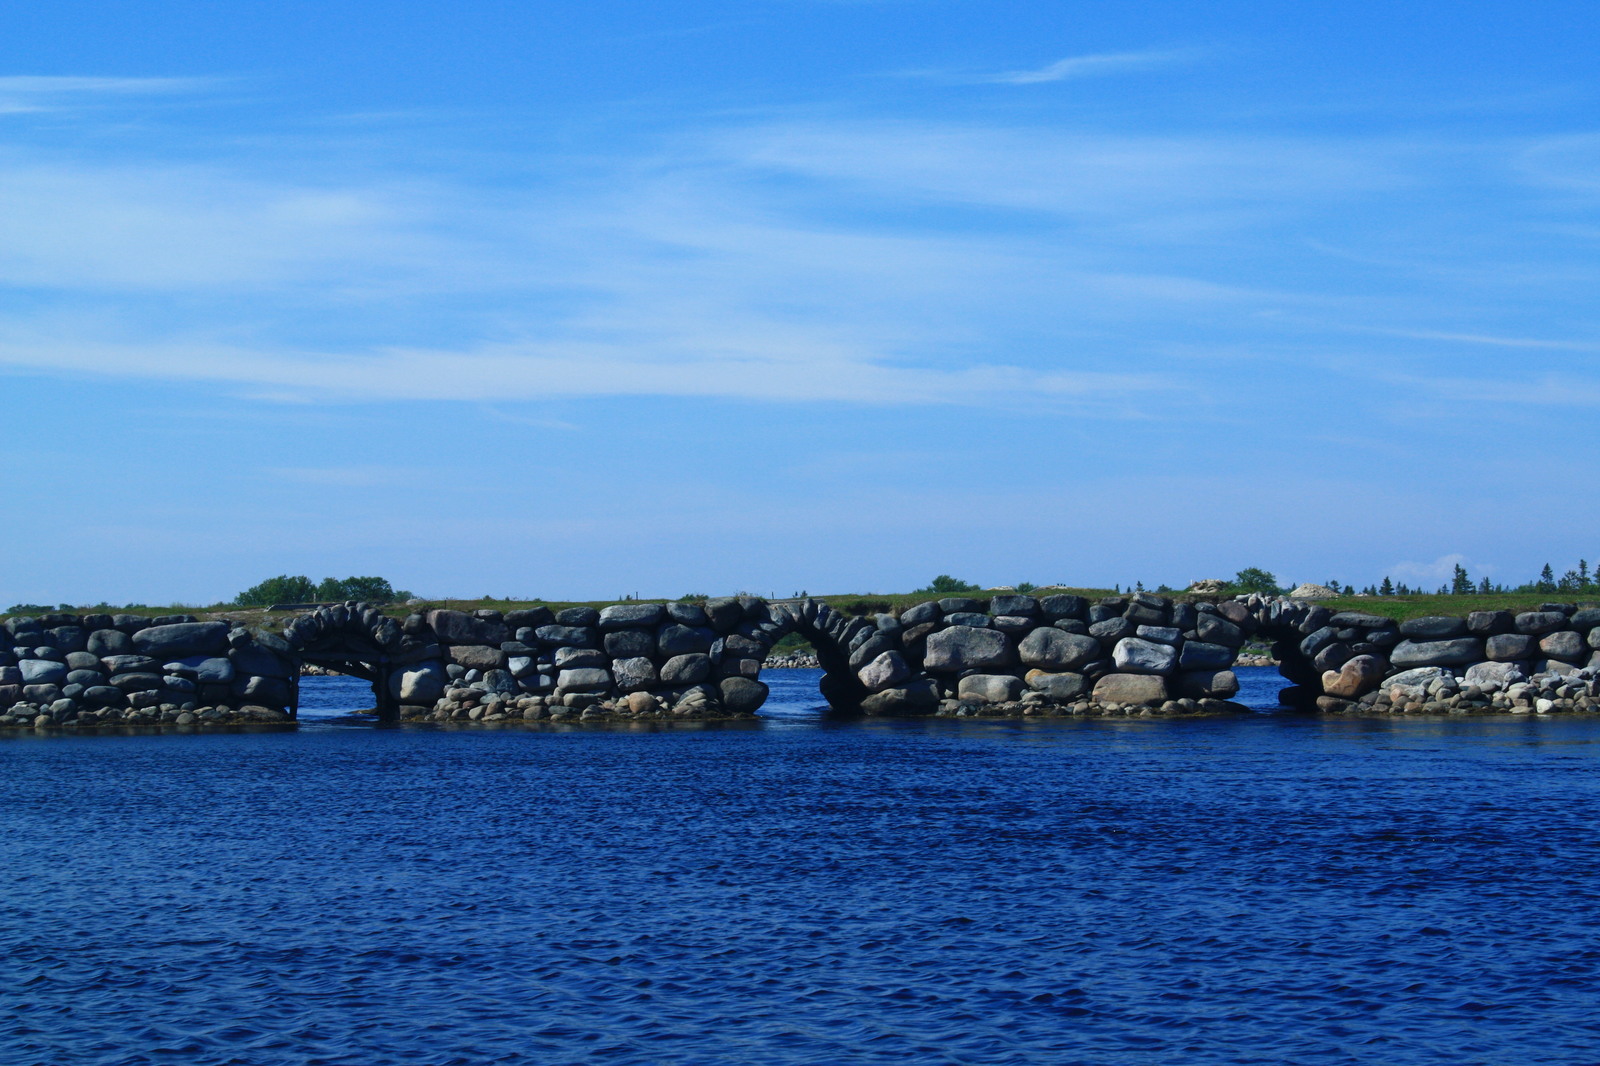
{"left": 3, "top": 592, "right": 1599, "bottom": 728}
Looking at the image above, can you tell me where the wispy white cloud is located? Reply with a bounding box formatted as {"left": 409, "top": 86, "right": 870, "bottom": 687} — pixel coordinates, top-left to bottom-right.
{"left": 0, "top": 75, "right": 214, "bottom": 114}
{"left": 986, "top": 48, "right": 1201, "bottom": 86}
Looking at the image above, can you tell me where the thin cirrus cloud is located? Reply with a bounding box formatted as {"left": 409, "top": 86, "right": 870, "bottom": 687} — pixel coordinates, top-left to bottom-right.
{"left": 985, "top": 48, "right": 1203, "bottom": 86}
{"left": 0, "top": 75, "right": 213, "bottom": 113}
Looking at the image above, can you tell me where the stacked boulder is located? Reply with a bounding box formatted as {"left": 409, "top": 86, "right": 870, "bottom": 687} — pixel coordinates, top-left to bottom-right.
{"left": 823, "top": 592, "right": 1250, "bottom": 717}
{"left": 417, "top": 597, "right": 783, "bottom": 722}
{"left": 1245, "top": 597, "right": 1600, "bottom": 714}
{"left": 0, "top": 612, "right": 296, "bottom": 729}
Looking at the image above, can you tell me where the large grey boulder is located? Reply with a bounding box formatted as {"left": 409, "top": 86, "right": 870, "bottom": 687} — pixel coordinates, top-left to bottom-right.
{"left": 1196, "top": 614, "right": 1246, "bottom": 648}
{"left": 599, "top": 604, "right": 664, "bottom": 630}
{"left": 1539, "top": 631, "right": 1587, "bottom": 663}
{"left": 426, "top": 610, "right": 510, "bottom": 646}
{"left": 1092, "top": 673, "right": 1168, "bottom": 705}
{"left": 719, "top": 677, "right": 769, "bottom": 714}
{"left": 945, "top": 612, "right": 990, "bottom": 628}
{"left": 604, "top": 629, "right": 655, "bottom": 658}
{"left": 1467, "top": 610, "right": 1514, "bottom": 636}
{"left": 391, "top": 662, "right": 446, "bottom": 703}
{"left": 557, "top": 607, "right": 602, "bottom": 627}
{"left": 535, "top": 624, "right": 595, "bottom": 648}
{"left": 102, "top": 655, "right": 159, "bottom": 675}
{"left": 556, "top": 667, "right": 611, "bottom": 693}
{"left": 1018, "top": 628, "right": 1099, "bottom": 671}
{"left": 1089, "top": 617, "right": 1136, "bottom": 644}
{"left": 938, "top": 597, "right": 986, "bottom": 615}
{"left": 132, "top": 622, "right": 229, "bottom": 660}
{"left": 924, "top": 626, "right": 1012, "bottom": 672}
{"left": 1178, "top": 641, "right": 1234, "bottom": 671}
{"left": 507, "top": 655, "right": 537, "bottom": 679}
{"left": 19, "top": 660, "right": 68, "bottom": 685}
{"left": 988, "top": 595, "right": 1039, "bottom": 617}
{"left": 857, "top": 651, "right": 910, "bottom": 692}
{"left": 859, "top": 680, "right": 939, "bottom": 716}
{"left": 1176, "top": 669, "right": 1239, "bottom": 699}
{"left": 1485, "top": 633, "right": 1535, "bottom": 661}
{"left": 1024, "top": 670, "right": 1087, "bottom": 700}
{"left": 1384, "top": 667, "right": 1451, "bottom": 699}
{"left": 899, "top": 601, "right": 941, "bottom": 627}
{"left": 848, "top": 632, "right": 897, "bottom": 671}
{"left": 1465, "top": 661, "right": 1526, "bottom": 688}
{"left": 86, "top": 629, "right": 133, "bottom": 657}
{"left": 658, "top": 624, "right": 716, "bottom": 656}
{"left": 1515, "top": 611, "right": 1568, "bottom": 635}
{"left": 1389, "top": 637, "right": 1483, "bottom": 668}
{"left": 660, "top": 653, "right": 712, "bottom": 685}
{"left": 1113, "top": 638, "right": 1178, "bottom": 675}
{"left": 612, "top": 657, "right": 658, "bottom": 691}
{"left": 448, "top": 645, "right": 506, "bottom": 671}
{"left": 230, "top": 645, "right": 293, "bottom": 679}
{"left": 1039, "top": 595, "right": 1088, "bottom": 621}
{"left": 1399, "top": 616, "right": 1468, "bottom": 639}
{"left": 554, "top": 647, "right": 605, "bottom": 669}
{"left": 704, "top": 598, "right": 744, "bottom": 633}
{"left": 164, "top": 656, "right": 235, "bottom": 683}
{"left": 958, "top": 674, "right": 1022, "bottom": 704}
{"left": 1136, "top": 625, "right": 1181, "bottom": 646}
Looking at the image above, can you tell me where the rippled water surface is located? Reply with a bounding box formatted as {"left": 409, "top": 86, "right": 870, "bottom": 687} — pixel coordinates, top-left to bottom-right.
{"left": 5, "top": 668, "right": 1600, "bottom": 1064}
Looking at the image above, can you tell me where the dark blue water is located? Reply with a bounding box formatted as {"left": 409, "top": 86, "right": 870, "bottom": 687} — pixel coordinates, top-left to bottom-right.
{"left": 5, "top": 669, "right": 1600, "bottom": 1065}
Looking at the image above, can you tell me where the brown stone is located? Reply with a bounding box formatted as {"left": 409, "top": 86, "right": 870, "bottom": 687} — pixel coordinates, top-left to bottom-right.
{"left": 1322, "top": 654, "right": 1386, "bottom": 699}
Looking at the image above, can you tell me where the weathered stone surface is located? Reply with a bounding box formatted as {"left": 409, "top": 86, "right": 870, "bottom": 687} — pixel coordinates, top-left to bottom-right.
{"left": 899, "top": 601, "right": 941, "bottom": 627}
{"left": 1135, "top": 625, "right": 1181, "bottom": 646}
{"left": 1017, "top": 628, "right": 1098, "bottom": 671}
{"left": 1299, "top": 626, "right": 1340, "bottom": 658}
{"left": 1124, "top": 600, "right": 1169, "bottom": 626}
{"left": 86, "top": 629, "right": 133, "bottom": 657}
{"left": 1385, "top": 667, "right": 1451, "bottom": 699}
{"left": 989, "top": 595, "right": 1039, "bottom": 617}
{"left": 535, "top": 624, "right": 595, "bottom": 648}
{"left": 164, "top": 656, "right": 235, "bottom": 683}
{"left": 1024, "top": 669, "right": 1088, "bottom": 700}
{"left": 1570, "top": 608, "right": 1600, "bottom": 630}
{"left": 1089, "top": 617, "right": 1137, "bottom": 644}
{"left": 705, "top": 598, "right": 744, "bottom": 633}
{"left": 924, "top": 626, "right": 1012, "bottom": 672}
{"left": 507, "top": 655, "right": 537, "bottom": 679}
{"left": 557, "top": 607, "right": 601, "bottom": 628}
{"left": 1465, "top": 661, "right": 1526, "bottom": 688}
{"left": 1322, "top": 655, "right": 1385, "bottom": 699}
{"left": 1092, "top": 673, "right": 1168, "bottom": 705}
{"left": 237, "top": 675, "right": 292, "bottom": 707}
{"left": 611, "top": 657, "right": 658, "bottom": 691}
{"left": 426, "top": 610, "right": 510, "bottom": 646}
{"left": 603, "top": 629, "right": 655, "bottom": 658}
{"left": 1112, "top": 638, "right": 1178, "bottom": 675}
{"left": 1178, "top": 641, "right": 1234, "bottom": 671}
{"left": 1467, "top": 610, "right": 1514, "bottom": 636}
{"left": 660, "top": 653, "right": 712, "bottom": 685}
{"left": 448, "top": 645, "right": 506, "bottom": 671}
{"left": 958, "top": 674, "right": 1023, "bottom": 704}
{"left": 1329, "top": 612, "right": 1392, "bottom": 628}
{"left": 719, "top": 677, "right": 769, "bottom": 715}
{"left": 132, "top": 622, "right": 229, "bottom": 660}
{"left": 1039, "top": 595, "right": 1088, "bottom": 622}
{"left": 848, "top": 632, "right": 897, "bottom": 671}
{"left": 938, "top": 597, "right": 987, "bottom": 615}
{"left": 1515, "top": 611, "right": 1568, "bottom": 636}
{"left": 1389, "top": 637, "right": 1483, "bottom": 668}
{"left": 658, "top": 624, "right": 716, "bottom": 656}
{"left": 19, "top": 660, "right": 67, "bottom": 685}
{"left": 556, "top": 667, "right": 611, "bottom": 693}
{"left": 65, "top": 651, "right": 100, "bottom": 671}
{"left": 1485, "top": 633, "right": 1536, "bottom": 661}
{"left": 598, "top": 604, "right": 664, "bottom": 630}
{"left": 857, "top": 651, "right": 911, "bottom": 692}
{"left": 504, "top": 607, "right": 554, "bottom": 629}
{"left": 945, "top": 612, "right": 990, "bottom": 628}
{"left": 991, "top": 615, "right": 1035, "bottom": 636}
{"left": 554, "top": 647, "right": 605, "bottom": 669}
{"left": 1399, "top": 616, "right": 1468, "bottom": 639}
{"left": 859, "top": 679, "right": 939, "bottom": 716}
{"left": 1312, "top": 642, "right": 1355, "bottom": 674}
{"left": 1196, "top": 614, "right": 1246, "bottom": 648}
{"left": 1540, "top": 630, "right": 1586, "bottom": 663}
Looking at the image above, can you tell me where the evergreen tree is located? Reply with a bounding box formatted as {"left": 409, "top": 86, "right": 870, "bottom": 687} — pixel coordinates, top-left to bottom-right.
{"left": 1479, "top": 576, "right": 1492, "bottom": 594}
{"left": 1538, "top": 563, "right": 1556, "bottom": 593}
{"left": 1451, "top": 563, "right": 1472, "bottom": 595}
{"left": 1379, "top": 576, "right": 1394, "bottom": 596}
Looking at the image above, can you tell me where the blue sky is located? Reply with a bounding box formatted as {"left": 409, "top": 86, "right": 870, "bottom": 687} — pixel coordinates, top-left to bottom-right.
{"left": 1, "top": 1, "right": 1597, "bottom": 605}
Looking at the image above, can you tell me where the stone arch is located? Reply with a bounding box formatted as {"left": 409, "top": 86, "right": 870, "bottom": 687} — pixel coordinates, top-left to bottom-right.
{"left": 280, "top": 601, "right": 408, "bottom": 719}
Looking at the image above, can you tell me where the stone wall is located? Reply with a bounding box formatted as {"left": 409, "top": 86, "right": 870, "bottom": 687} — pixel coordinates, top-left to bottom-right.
{"left": 0, "top": 612, "right": 296, "bottom": 728}
{"left": 1242, "top": 594, "right": 1600, "bottom": 714}
{"left": 6, "top": 592, "right": 1599, "bottom": 730}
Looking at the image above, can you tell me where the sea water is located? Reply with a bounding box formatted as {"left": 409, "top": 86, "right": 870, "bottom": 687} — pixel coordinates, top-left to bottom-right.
{"left": 3, "top": 667, "right": 1599, "bottom": 1064}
